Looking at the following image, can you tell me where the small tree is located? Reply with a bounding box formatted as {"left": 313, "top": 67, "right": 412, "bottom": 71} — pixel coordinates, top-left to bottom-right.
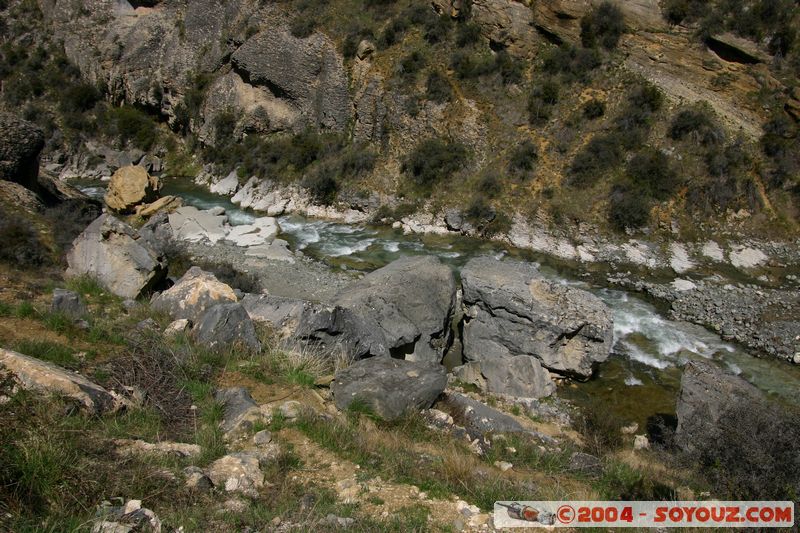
{"left": 580, "top": 1, "right": 626, "bottom": 50}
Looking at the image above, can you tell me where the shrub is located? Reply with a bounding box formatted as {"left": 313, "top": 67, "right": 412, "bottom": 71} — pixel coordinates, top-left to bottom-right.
{"left": 532, "top": 78, "right": 559, "bottom": 105}
{"left": 582, "top": 98, "right": 606, "bottom": 119}
{"left": 0, "top": 208, "right": 49, "bottom": 266}
{"left": 495, "top": 50, "right": 524, "bottom": 85}
{"left": 290, "top": 17, "right": 316, "bottom": 38}
{"left": 626, "top": 149, "right": 679, "bottom": 200}
{"left": 98, "top": 105, "right": 158, "bottom": 151}
{"left": 340, "top": 145, "right": 377, "bottom": 177}
{"left": 450, "top": 49, "right": 494, "bottom": 79}
{"left": 668, "top": 105, "right": 723, "bottom": 146}
{"left": 303, "top": 165, "right": 340, "bottom": 205}
{"left": 580, "top": 1, "right": 626, "bottom": 50}
{"left": 575, "top": 401, "right": 624, "bottom": 456}
{"left": 402, "top": 137, "right": 468, "bottom": 189}
{"left": 608, "top": 184, "right": 652, "bottom": 232}
{"left": 455, "top": 21, "right": 482, "bottom": 47}
{"left": 568, "top": 133, "right": 624, "bottom": 186}
{"left": 59, "top": 83, "right": 100, "bottom": 113}
{"left": 399, "top": 50, "right": 426, "bottom": 80}
{"left": 426, "top": 70, "right": 452, "bottom": 103}
{"left": 509, "top": 140, "right": 539, "bottom": 173}
{"left": 476, "top": 173, "right": 502, "bottom": 198}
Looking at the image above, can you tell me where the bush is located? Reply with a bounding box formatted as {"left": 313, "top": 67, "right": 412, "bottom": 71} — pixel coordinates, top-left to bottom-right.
{"left": 608, "top": 184, "right": 652, "bottom": 231}
{"left": 569, "top": 133, "right": 624, "bottom": 186}
{"left": 575, "top": 401, "right": 624, "bottom": 456}
{"left": 450, "top": 49, "right": 494, "bottom": 79}
{"left": 399, "top": 50, "right": 426, "bottom": 80}
{"left": 532, "top": 79, "right": 559, "bottom": 105}
{"left": 495, "top": 50, "right": 524, "bottom": 85}
{"left": 580, "top": 1, "right": 625, "bottom": 49}
{"left": 0, "top": 208, "right": 50, "bottom": 266}
{"left": 541, "top": 44, "right": 601, "bottom": 84}
{"left": 98, "top": 105, "right": 158, "bottom": 151}
{"left": 303, "top": 165, "right": 340, "bottom": 205}
{"left": 340, "top": 145, "right": 377, "bottom": 177}
{"left": 425, "top": 70, "right": 452, "bottom": 103}
{"left": 509, "top": 140, "right": 538, "bottom": 173}
{"left": 402, "top": 137, "right": 468, "bottom": 189}
{"left": 290, "top": 17, "right": 316, "bottom": 38}
{"left": 689, "top": 397, "right": 800, "bottom": 500}
{"left": 58, "top": 83, "right": 100, "bottom": 113}
{"left": 476, "top": 173, "right": 502, "bottom": 198}
{"left": 582, "top": 98, "right": 606, "bottom": 119}
{"left": 668, "top": 105, "right": 723, "bottom": 146}
{"left": 626, "top": 149, "right": 679, "bottom": 200}
{"left": 455, "top": 21, "right": 482, "bottom": 47}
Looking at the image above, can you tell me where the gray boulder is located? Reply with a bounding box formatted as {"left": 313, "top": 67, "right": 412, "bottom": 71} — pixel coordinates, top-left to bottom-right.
{"left": 0, "top": 348, "right": 126, "bottom": 415}
{"left": 0, "top": 113, "right": 44, "bottom": 190}
{"left": 193, "top": 303, "right": 261, "bottom": 352}
{"left": 331, "top": 357, "right": 448, "bottom": 421}
{"left": 52, "top": 289, "right": 87, "bottom": 318}
{"left": 295, "top": 256, "right": 457, "bottom": 363}
{"left": 460, "top": 257, "right": 613, "bottom": 380}
{"left": 675, "top": 360, "right": 764, "bottom": 452}
{"left": 241, "top": 293, "right": 311, "bottom": 335}
{"left": 452, "top": 355, "right": 556, "bottom": 399}
{"left": 231, "top": 28, "right": 352, "bottom": 132}
{"left": 438, "top": 392, "right": 526, "bottom": 439}
{"left": 66, "top": 214, "right": 167, "bottom": 299}
{"left": 152, "top": 266, "right": 238, "bottom": 323}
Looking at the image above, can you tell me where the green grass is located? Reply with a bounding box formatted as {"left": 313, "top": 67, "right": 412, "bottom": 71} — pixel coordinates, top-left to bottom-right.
{"left": 14, "top": 301, "right": 37, "bottom": 319}
{"left": 13, "top": 339, "right": 80, "bottom": 369}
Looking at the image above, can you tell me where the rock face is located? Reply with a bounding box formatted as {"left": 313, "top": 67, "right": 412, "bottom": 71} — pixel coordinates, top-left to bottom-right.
{"left": 151, "top": 266, "right": 238, "bottom": 323}
{"left": 452, "top": 356, "right": 556, "bottom": 399}
{"left": 0, "top": 113, "right": 45, "bottom": 190}
{"left": 104, "top": 165, "right": 160, "bottom": 213}
{"left": 674, "top": 361, "right": 764, "bottom": 452}
{"left": 331, "top": 357, "right": 448, "bottom": 421}
{"left": 460, "top": 257, "right": 613, "bottom": 379}
{"left": 193, "top": 303, "right": 261, "bottom": 352}
{"left": 296, "top": 256, "right": 457, "bottom": 363}
{"left": 231, "top": 29, "right": 352, "bottom": 132}
{"left": 0, "top": 348, "right": 125, "bottom": 415}
{"left": 66, "top": 214, "right": 167, "bottom": 299}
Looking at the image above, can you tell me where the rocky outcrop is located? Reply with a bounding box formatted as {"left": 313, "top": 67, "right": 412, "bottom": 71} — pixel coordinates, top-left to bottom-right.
{"left": 674, "top": 361, "right": 764, "bottom": 452}
{"left": 452, "top": 356, "right": 556, "bottom": 399}
{"left": 0, "top": 348, "right": 126, "bottom": 415}
{"left": 0, "top": 113, "right": 45, "bottom": 190}
{"left": 460, "top": 257, "right": 613, "bottom": 379}
{"left": 66, "top": 214, "right": 167, "bottom": 299}
{"left": 104, "top": 165, "right": 160, "bottom": 213}
{"left": 151, "top": 266, "right": 238, "bottom": 323}
{"left": 231, "top": 28, "right": 352, "bottom": 132}
{"left": 331, "top": 357, "right": 448, "bottom": 421}
{"left": 296, "top": 256, "right": 457, "bottom": 363}
{"left": 193, "top": 303, "right": 261, "bottom": 352}
{"left": 472, "top": 0, "right": 539, "bottom": 56}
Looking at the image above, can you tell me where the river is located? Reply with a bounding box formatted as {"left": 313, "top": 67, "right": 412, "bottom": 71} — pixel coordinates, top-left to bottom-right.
{"left": 80, "top": 178, "right": 800, "bottom": 427}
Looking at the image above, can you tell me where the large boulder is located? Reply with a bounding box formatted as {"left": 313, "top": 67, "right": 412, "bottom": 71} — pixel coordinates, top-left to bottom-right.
{"left": 168, "top": 205, "right": 229, "bottom": 244}
{"left": 193, "top": 303, "right": 261, "bottom": 352}
{"left": 66, "top": 214, "right": 167, "bottom": 299}
{"left": 452, "top": 355, "right": 556, "bottom": 399}
{"left": 674, "top": 361, "right": 764, "bottom": 452}
{"left": 104, "top": 165, "right": 160, "bottom": 213}
{"left": 231, "top": 28, "right": 352, "bottom": 132}
{"left": 241, "top": 293, "right": 311, "bottom": 335}
{"left": 438, "top": 392, "right": 526, "bottom": 439}
{"left": 0, "top": 348, "right": 126, "bottom": 415}
{"left": 295, "top": 256, "right": 457, "bottom": 363}
{"left": 0, "top": 113, "right": 44, "bottom": 190}
{"left": 460, "top": 257, "right": 612, "bottom": 380}
{"left": 151, "top": 266, "right": 238, "bottom": 323}
{"left": 331, "top": 357, "right": 448, "bottom": 421}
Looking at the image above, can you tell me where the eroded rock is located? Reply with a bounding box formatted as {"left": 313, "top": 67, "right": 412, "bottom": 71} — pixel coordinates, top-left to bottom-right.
{"left": 194, "top": 303, "right": 261, "bottom": 352}
{"left": 104, "top": 165, "right": 160, "bottom": 213}
{"left": 151, "top": 266, "right": 238, "bottom": 323}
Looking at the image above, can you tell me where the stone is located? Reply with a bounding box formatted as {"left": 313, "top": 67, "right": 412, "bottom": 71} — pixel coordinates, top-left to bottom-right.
{"left": 331, "top": 357, "right": 448, "bottom": 421}
{"left": 215, "top": 387, "right": 267, "bottom": 435}
{"left": 0, "top": 348, "right": 125, "bottom": 415}
{"left": 253, "top": 430, "right": 272, "bottom": 446}
{"left": 674, "top": 361, "right": 764, "bottom": 452}
{"left": 728, "top": 246, "right": 768, "bottom": 269}
{"left": 452, "top": 356, "right": 556, "bottom": 399}
{"left": 241, "top": 293, "right": 311, "bottom": 334}
{"left": 114, "top": 439, "right": 201, "bottom": 458}
{"left": 244, "top": 239, "right": 296, "bottom": 262}
{"left": 92, "top": 499, "right": 162, "bottom": 533}
{"left": 193, "top": 303, "right": 261, "bottom": 352}
{"left": 0, "top": 113, "right": 44, "bottom": 190}
{"left": 134, "top": 195, "right": 182, "bottom": 218}
{"left": 356, "top": 39, "right": 376, "bottom": 60}
{"left": 163, "top": 318, "right": 190, "bottom": 338}
{"left": 439, "top": 392, "right": 527, "bottom": 439}
{"left": 104, "top": 165, "right": 160, "bottom": 213}
{"left": 568, "top": 451, "right": 602, "bottom": 474}
{"left": 168, "top": 205, "right": 229, "bottom": 244}
{"left": 66, "top": 214, "right": 167, "bottom": 299}
{"left": 52, "top": 288, "right": 87, "bottom": 318}
{"left": 151, "top": 267, "right": 238, "bottom": 323}
{"left": 494, "top": 461, "right": 513, "bottom": 472}
{"left": 460, "top": 257, "right": 613, "bottom": 379}
{"left": 279, "top": 400, "right": 302, "bottom": 420}
{"left": 296, "top": 256, "right": 457, "bottom": 363}
{"left": 633, "top": 435, "right": 650, "bottom": 450}
{"left": 184, "top": 467, "right": 212, "bottom": 491}
{"left": 209, "top": 170, "right": 240, "bottom": 196}
{"left": 206, "top": 452, "right": 265, "bottom": 497}
{"left": 224, "top": 217, "right": 279, "bottom": 247}
{"left": 231, "top": 28, "right": 352, "bottom": 132}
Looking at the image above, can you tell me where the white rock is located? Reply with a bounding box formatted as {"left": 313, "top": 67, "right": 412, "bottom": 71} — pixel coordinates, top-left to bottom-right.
{"left": 164, "top": 319, "right": 191, "bottom": 338}
{"left": 671, "top": 279, "right": 697, "bottom": 292}
{"left": 701, "top": 241, "right": 724, "bottom": 261}
{"left": 224, "top": 217, "right": 279, "bottom": 247}
{"left": 669, "top": 243, "right": 695, "bottom": 273}
{"left": 210, "top": 171, "right": 240, "bottom": 196}
{"left": 494, "top": 461, "right": 513, "bottom": 472}
{"left": 168, "top": 206, "right": 229, "bottom": 244}
{"left": 634, "top": 435, "right": 650, "bottom": 450}
{"left": 729, "top": 246, "right": 768, "bottom": 269}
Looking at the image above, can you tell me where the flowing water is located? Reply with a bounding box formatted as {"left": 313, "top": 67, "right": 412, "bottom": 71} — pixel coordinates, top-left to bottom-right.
{"left": 84, "top": 178, "right": 800, "bottom": 427}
